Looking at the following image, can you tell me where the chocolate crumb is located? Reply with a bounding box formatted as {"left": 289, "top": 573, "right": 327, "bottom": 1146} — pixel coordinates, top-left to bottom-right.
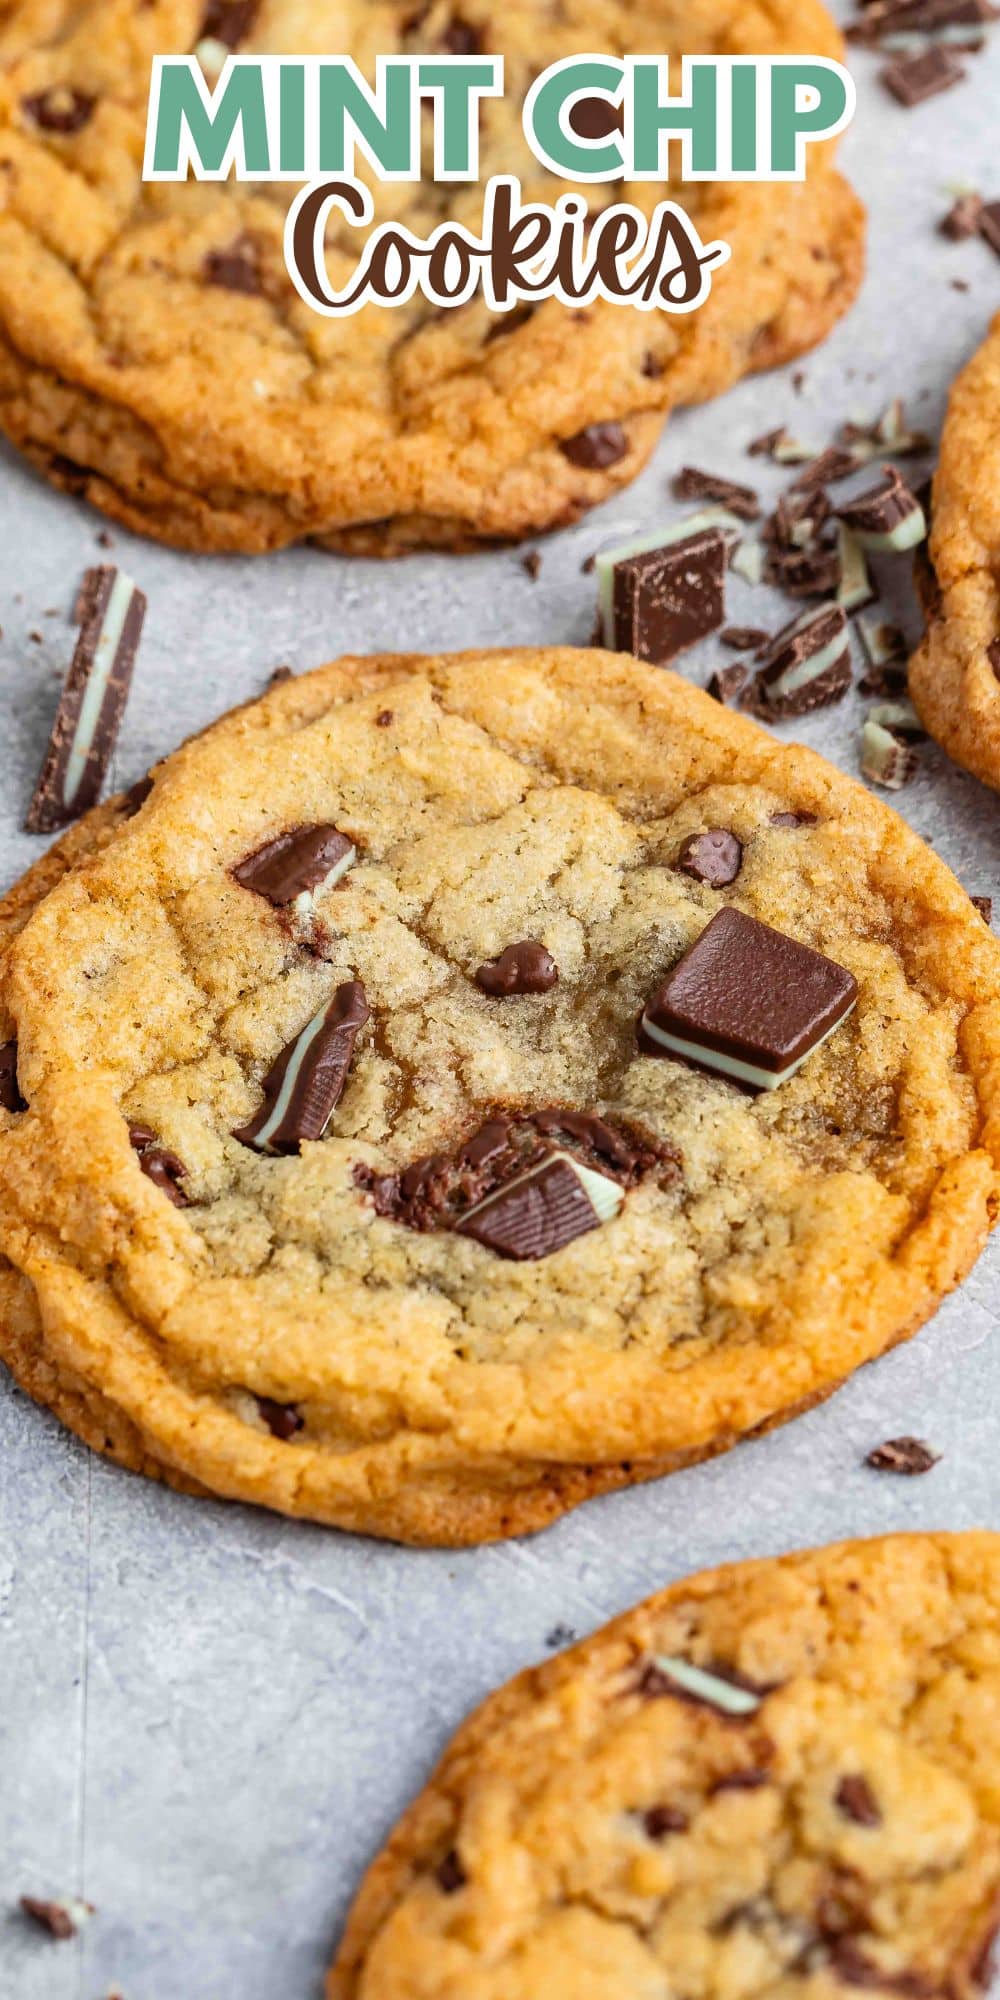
{"left": 545, "top": 1623, "right": 576, "bottom": 1648}
{"left": 20, "top": 1896, "right": 93, "bottom": 1940}
{"left": 866, "top": 1435, "right": 939, "bottom": 1475}
{"left": 721, "top": 626, "right": 769, "bottom": 650}
{"left": 941, "top": 191, "right": 983, "bottom": 238}
{"left": 672, "top": 467, "right": 760, "bottom": 522}
{"left": 707, "top": 664, "right": 748, "bottom": 705}
{"left": 436, "top": 1850, "right": 467, "bottom": 1893}
{"left": 643, "top": 1804, "right": 689, "bottom": 1839}
{"left": 375, "top": 709, "right": 394, "bottom": 727}
{"left": 520, "top": 550, "right": 542, "bottom": 580}
{"left": 256, "top": 1396, "right": 304, "bottom": 1440}
{"left": 835, "top": 1774, "right": 882, "bottom": 1827}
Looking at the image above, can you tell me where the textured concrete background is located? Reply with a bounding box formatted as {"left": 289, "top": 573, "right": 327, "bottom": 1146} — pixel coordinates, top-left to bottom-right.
{"left": 2, "top": 12, "right": 1000, "bottom": 1995}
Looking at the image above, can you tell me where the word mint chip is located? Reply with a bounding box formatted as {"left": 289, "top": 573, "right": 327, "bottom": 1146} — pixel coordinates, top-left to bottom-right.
{"left": 455, "top": 1149, "right": 624, "bottom": 1260}
{"left": 639, "top": 907, "right": 858, "bottom": 1091}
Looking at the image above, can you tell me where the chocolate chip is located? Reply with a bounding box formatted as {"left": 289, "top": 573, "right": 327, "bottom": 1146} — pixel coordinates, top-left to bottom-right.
{"left": 21, "top": 88, "right": 95, "bottom": 133}
{"left": 440, "top": 17, "right": 481, "bottom": 52}
{"left": 672, "top": 467, "right": 760, "bottom": 522}
{"left": 720, "top": 627, "right": 769, "bottom": 650}
{"left": 256, "top": 1397, "right": 304, "bottom": 1440}
{"left": 567, "top": 95, "right": 623, "bottom": 139}
{"left": 710, "top": 1768, "right": 770, "bottom": 1794}
{"left": 972, "top": 896, "right": 993, "bottom": 925}
{"left": 203, "top": 234, "right": 261, "bottom": 295}
{"left": 375, "top": 709, "right": 394, "bottom": 727}
{"left": 234, "top": 980, "right": 369, "bottom": 1154}
{"left": 643, "top": 1804, "right": 689, "bottom": 1839}
{"left": 639, "top": 906, "right": 858, "bottom": 1091}
{"left": 233, "top": 825, "right": 356, "bottom": 907}
{"left": 835, "top": 1775, "right": 882, "bottom": 1827}
{"left": 606, "top": 528, "right": 728, "bottom": 666}
{"left": 475, "top": 940, "right": 559, "bottom": 996}
{"left": 866, "top": 1435, "right": 939, "bottom": 1475}
{"left": 707, "top": 664, "right": 748, "bottom": 705}
{"left": 558, "top": 422, "right": 628, "bottom": 470}
{"left": 436, "top": 1850, "right": 466, "bottom": 1893}
{"left": 770, "top": 810, "right": 818, "bottom": 828}
{"left": 0, "top": 1040, "right": 26, "bottom": 1113}
{"left": 677, "top": 829, "right": 743, "bottom": 889}
{"left": 25, "top": 567, "right": 146, "bottom": 834}
{"left": 200, "top": 0, "right": 259, "bottom": 47}
{"left": 882, "top": 46, "right": 966, "bottom": 105}
{"left": 129, "top": 1126, "right": 190, "bottom": 1208}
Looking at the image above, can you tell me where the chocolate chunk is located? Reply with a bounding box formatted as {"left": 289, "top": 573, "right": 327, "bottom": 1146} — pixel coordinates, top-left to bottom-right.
{"left": 721, "top": 626, "right": 769, "bottom": 650}
{"left": 639, "top": 1655, "right": 766, "bottom": 1715}
{"left": 882, "top": 46, "right": 966, "bottom": 104}
{"left": 0, "top": 1040, "right": 25, "bottom": 1113}
{"left": 21, "top": 88, "right": 95, "bottom": 133}
{"left": 989, "top": 639, "right": 1000, "bottom": 681}
{"left": 836, "top": 1775, "right": 882, "bottom": 1827}
{"left": 122, "top": 773, "right": 154, "bottom": 816}
{"left": 770, "top": 810, "right": 818, "bottom": 828}
{"left": 455, "top": 1151, "right": 623, "bottom": 1260}
{"left": 748, "top": 426, "right": 791, "bottom": 459}
{"left": 375, "top": 709, "right": 394, "bottom": 727}
{"left": 866, "top": 1435, "right": 939, "bottom": 1475}
{"left": 567, "top": 95, "right": 624, "bottom": 139}
{"left": 972, "top": 896, "right": 993, "bottom": 925}
{"left": 20, "top": 1896, "right": 93, "bottom": 1939}
{"left": 765, "top": 541, "right": 842, "bottom": 599}
{"left": 753, "top": 607, "right": 852, "bottom": 719}
{"left": 25, "top": 567, "right": 146, "bottom": 834}
{"left": 942, "top": 191, "right": 984, "bottom": 237}
{"left": 707, "top": 664, "right": 748, "bottom": 705}
{"left": 256, "top": 1396, "right": 304, "bottom": 1440}
{"left": 639, "top": 906, "right": 858, "bottom": 1091}
{"left": 853, "top": 0, "right": 996, "bottom": 36}
{"left": 436, "top": 1850, "right": 466, "bottom": 1893}
{"left": 475, "top": 940, "right": 559, "bottom": 996}
{"left": 978, "top": 200, "right": 1000, "bottom": 257}
{"left": 203, "top": 234, "right": 261, "bottom": 294}
{"left": 129, "top": 1125, "right": 190, "bottom": 1208}
{"left": 643, "top": 1804, "right": 689, "bottom": 1839}
{"left": 672, "top": 467, "right": 760, "bottom": 522}
{"left": 766, "top": 487, "right": 832, "bottom": 551}
{"left": 603, "top": 527, "right": 727, "bottom": 666}
{"left": 440, "top": 16, "right": 481, "bottom": 51}
{"left": 677, "top": 829, "right": 743, "bottom": 889}
{"left": 232, "top": 825, "right": 356, "bottom": 907}
{"left": 788, "top": 448, "right": 859, "bottom": 494}
{"left": 559, "top": 422, "right": 628, "bottom": 470}
{"left": 861, "top": 719, "right": 920, "bottom": 791}
{"left": 234, "top": 980, "right": 369, "bottom": 1154}
{"left": 836, "top": 467, "right": 926, "bottom": 552}
{"left": 200, "top": 0, "right": 259, "bottom": 46}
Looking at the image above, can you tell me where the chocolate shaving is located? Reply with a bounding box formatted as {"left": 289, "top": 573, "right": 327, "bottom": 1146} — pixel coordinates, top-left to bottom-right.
{"left": 672, "top": 467, "right": 760, "bottom": 522}
{"left": 866, "top": 1435, "right": 939, "bottom": 1474}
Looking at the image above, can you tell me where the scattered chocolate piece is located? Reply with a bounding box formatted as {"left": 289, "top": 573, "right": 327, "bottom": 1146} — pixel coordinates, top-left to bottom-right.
{"left": 234, "top": 980, "right": 370, "bottom": 1154}
{"left": 836, "top": 1775, "right": 882, "bottom": 1827}
{"left": 455, "top": 1149, "right": 624, "bottom": 1259}
{"left": 0, "top": 1040, "right": 25, "bottom": 1113}
{"left": 859, "top": 616, "right": 907, "bottom": 672}
{"left": 707, "top": 664, "right": 748, "bottom": 705}
{"left": 978, "top": 199, "right": 1000, "bottom": 256}
{"left": 836, "top": 467, "right": 926, "bottom": 552}
{"left": 721, "top": 626, "right": 769, "bottom": 650}
{"left": 868, "top": 698, "right": 925, "bottom": 741}
{"left": 520, "top": 550, "right": 542, "bottom": 580}
{"left": 766, "top": 541, "right": 842, "bottom": 599}
{"left": 942, "top": 190, "right": 984, "bottom": 236}
{"left": 841, "top": 399, "right": 930, "bottom": 459}
{"left": 861, "top": 718, "right": 920, "bottom": 790}
{"left": 599, "top": 526, "right": 728, "bottom": 665}
{"left": 128, "top": 1125, "right": 191, "bottom": 1208}
{"left": 567, "top": 94, "right": 623, "bottom": 139}
{"left": 789, "top": 447, "right": 860, "bottom": 493}
{"left": 753, "top": 607, "right": 852, "bottom": 719}
{"left": 203, "top": 233, "right": 261, "bottom": 294}
{"left": 233, "top": 825, "right": 356, "bottom": 909}
{"left": 436, "top": 1850, "right": 467, "bottom": 1893}
{"left": 475, "top": 940, "right": 559, "bottom": 996}
{"left": 559, "top": 422, "right": 628, "bottom": 470}
{"left": 643, "top": 1804, "right": 689, "bottom": 1838}
{"left": 972, "top": 896, "right": 993, "bottom": 925}
{"left": 19, "top": 1896, "right": 94, "bottom": 1940}
{"left": 200, "top": 0, "right": 259, "bottom": 46}
{"left": 852, "top": 0, "right": 996, "bottom": 38}
{"left": 21, "top": 87, "right": 95, "bottom": 133}
{"left": 545, "top": 1623, "right": 576, "bottom": 1648}
{"left": 672, "top": 467, "right": 760, "bottom": 522}
{"left": 748, "top": 426, "right": 792, "bottom": 459}
{"left": 639, "top": 906, "right": 858, "bottom": 1092}
{"left": 766, "top": 487, "right": 832, "bottom": 551}
{"left": 836, "top": 526, "right": 876, "bottom": 614}
{"left": 25, "top": 567, "right": 146, "bottom": 834}
{"left": 866, "top": 1435, "right": 940, "bottom": 1474}
{"left": 256, "top": 1396, "right": 304, "bottom": 1440}
{"left": 881, "top": 45, "right": 966, "bottom": 103}
{"left": 677, "top": 829, "right": 743, "bottom": 889}
{"left": 639, "top": 1655, "right": 766, "bottom": 1715}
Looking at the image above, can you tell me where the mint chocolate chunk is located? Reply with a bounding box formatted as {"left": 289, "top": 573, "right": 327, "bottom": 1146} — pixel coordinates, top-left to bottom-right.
{"left": 0, "top": 1040, "right": 25, "bottom": 1113}
{"left": 234, "top": 980, "right": 369, "bottom": 1154}
{"left": 232, "top": 825, "right": 356, "bottom": 908}
{"left": 836, "top": 467, "right": 926, "bottom": 553}
{"left": 455, "top": 1150, "right": 624, "bottom": 1260}
{"left": 602, "top": 527, "right": 728, "bottom": 666}
{"left": 25, "top": 567, "right": 146, "bottom": 834}
{"left": 639, "top": 907, "right": 858, "bottom": 1091}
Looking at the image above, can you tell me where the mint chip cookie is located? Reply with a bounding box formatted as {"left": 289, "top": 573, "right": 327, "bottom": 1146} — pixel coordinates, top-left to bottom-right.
{"left": 0, "top": 0, "right": 862, "bottom": 553}
{"left": 910, "top": 310, "right": 1000, "bottom": 791}
{"left": 328, "top": 1533, "right": 1000, "bottom": 1998}
{"left": 0, "top": 648, "right": 997, "bottom": 1544}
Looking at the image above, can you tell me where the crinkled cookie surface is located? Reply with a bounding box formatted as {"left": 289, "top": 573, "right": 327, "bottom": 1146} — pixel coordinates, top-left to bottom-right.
{"left": 0, "top": 648, "right": 997, "bottom": 1543}
{"left": 328, "top": 1532, "right": 1000, "bottom": 2000}
{"left": 0, "top": 0, "right": 863, "bottom": 551}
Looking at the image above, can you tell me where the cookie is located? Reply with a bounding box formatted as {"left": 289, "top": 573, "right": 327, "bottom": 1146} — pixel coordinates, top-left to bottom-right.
{"left": 328, "top": 1532, "right": 1000, "bottom": 1999}
{"left": 1, "top": 647, "right": 998, "bottom": 1545}
{"left": 0, "top": 0, "right": 863, "bottom": 554}
{"left": 910, "top": 310, "right": 1000, "bottom": 791}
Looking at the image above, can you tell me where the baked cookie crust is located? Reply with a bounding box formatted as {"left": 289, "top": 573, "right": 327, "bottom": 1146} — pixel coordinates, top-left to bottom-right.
{"left": 328, "top": 1532, "right": 1000, "bottom": 1999}
{"left": 0, "top": 649, "right": 997, "bottom": 1543}
{"left": 910, "top": 310, "right": 1000, "bottom": 792}
{"left": 0, "top": 0, "right": 863, "bottom": 553}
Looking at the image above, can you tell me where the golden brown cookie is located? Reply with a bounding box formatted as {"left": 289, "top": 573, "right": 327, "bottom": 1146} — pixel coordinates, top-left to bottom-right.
{"left": 0, "top": 648, "right": 997, "bottom": 1545}
{"left": 0, "top": 0, "right": 863, "bottom": 553}
{"left": 328, "top": 1532, "right": 1000, "bottom": 2000}
{"left": 910, "top": 311, "right": 1000, "bottom": 792}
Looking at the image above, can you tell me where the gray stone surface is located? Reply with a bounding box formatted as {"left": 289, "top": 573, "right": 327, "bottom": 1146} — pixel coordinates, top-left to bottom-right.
{"left": 1, "top": 14, "right": 999, "bottom": 1994}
